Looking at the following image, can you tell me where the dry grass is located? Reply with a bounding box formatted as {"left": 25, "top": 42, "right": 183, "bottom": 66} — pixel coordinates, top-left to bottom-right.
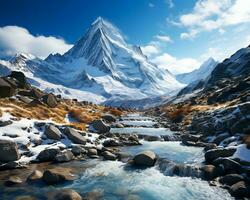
{"left": 0, "top": 98, "right": 124, "bottom": 131}
{"left": 103, "top": 107, "right": 123, "bottom": 116}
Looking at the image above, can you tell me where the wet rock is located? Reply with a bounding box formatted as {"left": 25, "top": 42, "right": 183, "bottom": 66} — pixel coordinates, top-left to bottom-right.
{"left": 181, "top": 134, "right": 200, "bottom": 143}
{"left": 230, "top": 181, "right": 250, "bottom": 198}
{"left": 71, "top": 146, "right": 86, "bottom": 156}
{"left": 102, "top": 114, "right": 116, "bottom": 123}
{"left": 103, "top": 139, "right": 121, "bottom": 147}
{"left": 213, "top": 158, "right": 242, "bottom": 173}
{"left": 0, "top": 161, "right": 26, "bottom": 170}
{"left": 115, "top": 123, "right": 124, "bottom": 128}
{"left": 204, "top": 143, "right": 217, "bottom": 151}
{"left": 42, "top": 93, "right": 57, "bottom": 108}
{"left": 44, "top": 124, "right": 61, "bottom": 140}
{"left": 48, "top": 189, "right": 82, "bottom": 200}
{"left": 201, "top": 165, "right": 222, "bottom": 180}
{"left": 87, "top": 148, "right": 98, "bottom": 157}
{"left": 37, "top": 148, "right": 60, "bottom": 162}
{"left": 144, "top": 135, "right": 161, "bottom": 141}
{"left": 90, "top": 119, "right": 110, "bottom": 133}
{"left": 64, "top": 127, "right": 87, "bottom": 145}
{"left": 102, "top": 151, "right": 116, "bottom": 160}
{"left": 133, "top": 151, "right": 156, "bottom": 167}
{"left": 5, "top": 175, "right": 23, "bottom": 186}
{"left": 213, "top": 134, "right": 230, "bottom": 145}
{"left": 204, "top": 148, "right": 236, "bottom": 163}
{"left": 55, "top": 150, "right": 74, "bottom": 162}
{"left": 42, "top": 167, "right": 76, "bottom": 185}
{"left": 116, "top": 152, "right": 131, "bottom": 163}
{"left": 0, "top": 77, "right": 16, "bottom": 98}
{"left": 0, "top": 140, "right": 20, "bottom": 162}
{"left": 0, "top": 120, "right": 13, "bottom": 127}
{"left": 28, "top": 170, "right": 43, "bottom": 181}
{"left": 219, "top": 174, "right": 244, "bottom": 186}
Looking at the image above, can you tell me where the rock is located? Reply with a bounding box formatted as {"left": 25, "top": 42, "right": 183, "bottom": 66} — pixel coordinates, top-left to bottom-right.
{"left": 115, "top": 123, "right": 124, "bottom": 128}
{"left": 204, "top": 143, "right": 217, "bottom": 151}
{"left": 204, "top": 148, "right": 236, "bottom": 163}
{"left": 28, "top": 170, "right": 43, "bottom": 181}
{"left": 0, "top": 78, "right": 15, "bottom": 97}
{"left": 42, "top": 93, "right": 57, "bottom": 108}
{"left": 103, "top": 139, "right": 121, "bottom": 147}
{"left": 102, "top": 114, "right": 116, "bottom": 123}
{"left": 230, "top": 181, "right": 250, "bottom": 198}
{"left": 5, "top": 175, "right": 23, "bottom": 186}
{"left": 8, "top": 71, "right": 27, "bottom": 88}
{"left": 48, "top": 189, "right": 82, "bottom": 200}
{"left": 0, "top": 140, "right": 20, "bottom": 162}
{"left": 44, "top": 125, "right": 61, "bottom": 140}
{"left": 55, "top": 150, "right": 74, "bottom": 162}
{"left": 213, "top": 158, "right": 242, "bottom": 173}
{"left": 144, "top": 135, "right": 161, "bottom": 141}
{"left": 87, "top": 148, "right": 98, "bottom": 156}
{"left": 90, "top": 119, "right": 110, "bottom": 133}
{"left": 219, "top": 174, "right": 244, "bottom": 186}
{"left": 102, "top": 151, "right": 116, "bottom": 160}
{"left": 133, "top": 151, "right": 156, "bottom": 167}
{"left": 116, "top": 152, "right": 131, "bottom": 163}
{"left": 42, "top": 167, "right": 76, "bottom": 185}
{"left": 181, "top": 134, "right": 200, "bottom": 143}
{"left": 71, "top": 146, "right": 86, "bottom": 156}
{"left": 19, "top": 96, "right": 32, "bottom": 104}
{"left": 0, "top": 120, "right": 13, "bottom": 127}
{"left": 0, "top": 161, "right": 26, "bottom": 170}
{"left": 201, "top": 165, "right": 221, "bottom": 180}
{"left": 37, "top": 148, "right": 60, "bottom": 162}
{"left": 212, "top": 133, "right": 230, "bottom": 145}
{"left": 64, "top": 127, "right": 87, "bottom": 145}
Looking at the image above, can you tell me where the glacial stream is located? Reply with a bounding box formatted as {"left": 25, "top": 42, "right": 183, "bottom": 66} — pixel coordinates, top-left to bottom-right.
{"left": 0, "top": 114, "right": 233, "bottom": 200}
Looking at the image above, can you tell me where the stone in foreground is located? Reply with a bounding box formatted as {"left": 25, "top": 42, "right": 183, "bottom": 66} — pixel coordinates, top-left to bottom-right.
{"left": 64, "top": 127, "right": 87, "bottom": 144}
{"left": 0, "top": 140, "right": 20, "bottom": 162}
{"left": 133, "top": 150, "right": 156, "bottom": 167}
{"left": 44, "top": 125, "right": 61, "bottom": 140}
{"left": 90, "top": 119, "right": 111, "bottom": 133}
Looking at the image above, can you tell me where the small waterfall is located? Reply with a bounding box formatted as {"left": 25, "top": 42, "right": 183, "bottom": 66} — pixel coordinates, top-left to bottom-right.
{"left": 161, "top": 135, "right": 181, "bottom": 141}
{"left": 158, "top": 159, "right": 202, "bottom": 178}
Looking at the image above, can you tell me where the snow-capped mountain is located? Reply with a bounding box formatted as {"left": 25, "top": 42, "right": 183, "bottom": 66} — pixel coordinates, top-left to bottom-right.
{"left": 0, "top": 17, "right": 183, "bottom": 106}
{"left": 176, "top": 58, "right": 218, "bottom": 84}
{"left": 175, "top": 44, "right": 250, "bottom": 100}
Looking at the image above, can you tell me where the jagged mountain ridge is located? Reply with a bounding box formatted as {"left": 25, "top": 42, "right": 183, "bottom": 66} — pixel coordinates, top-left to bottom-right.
{"left": 176, "top": 58, "right": 218, "bottom": 84}
{"left": 0, "top": 17, "right": 184, "bottom": 105}
{"left": 174, "top": 44, "right": 250, "bottom": 103}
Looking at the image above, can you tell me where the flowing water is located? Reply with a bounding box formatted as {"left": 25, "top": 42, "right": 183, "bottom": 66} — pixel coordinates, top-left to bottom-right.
{"left": 0, "top": 114, "right": 233, "bottom": 200}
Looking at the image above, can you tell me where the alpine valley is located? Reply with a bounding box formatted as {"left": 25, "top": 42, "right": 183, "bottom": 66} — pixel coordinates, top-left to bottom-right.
{"left": 0, "top": 14, "right": 250, "bottom": 200}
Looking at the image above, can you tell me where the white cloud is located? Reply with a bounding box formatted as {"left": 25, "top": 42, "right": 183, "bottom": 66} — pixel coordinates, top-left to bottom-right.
{"left": 176, "top": 0, "right": 250, "bottom": 39}
{"left": 151, "top": 53, "right": 201, "bottom": 74}
{"left": 141, "top": 44, "right": 160, "bottom": 57}
{"left": 154, "top": 35, "right": 173, "bottom": 43}
{"left": 0, "top": 26, "right": 73, "bottom": 58}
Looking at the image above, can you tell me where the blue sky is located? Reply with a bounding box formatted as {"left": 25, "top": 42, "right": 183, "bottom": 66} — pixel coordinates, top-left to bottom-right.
{"left": 0, "top": 0, "right": 250, "bottom": 74}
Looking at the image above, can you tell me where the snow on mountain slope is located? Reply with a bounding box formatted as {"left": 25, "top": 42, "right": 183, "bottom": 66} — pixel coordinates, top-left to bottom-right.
{"left": 176, "top": 58, "right": 218, "bottom": 84}
{"left": 0, "top": 17, "right": 184, "bottom": 106}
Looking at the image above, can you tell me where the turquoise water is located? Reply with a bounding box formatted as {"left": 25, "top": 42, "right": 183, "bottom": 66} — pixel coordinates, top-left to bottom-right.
{"left": 111, "top": 127, "right": 173, "bottom": 136}
{"left": 122, "top": 141, "right": 204, "bottom": 164}
{"left": 0, "top": 114, "right": 233, "bottom": 200}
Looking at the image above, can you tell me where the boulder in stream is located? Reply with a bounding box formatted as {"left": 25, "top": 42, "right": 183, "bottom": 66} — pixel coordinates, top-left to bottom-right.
{"left": 133, "top": 150, "right": 156, "bottom": 167}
